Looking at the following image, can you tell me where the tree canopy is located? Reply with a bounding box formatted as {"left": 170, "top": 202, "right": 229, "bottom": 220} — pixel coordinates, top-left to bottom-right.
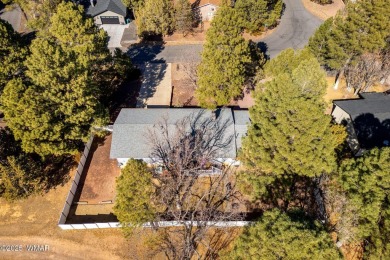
{"left": 308, "top": 0, "right": 390, "bottom": 70}
{"left": 136, "top": 0, "right": 175, "bottom": 37}
{"left": 174, "top": 0, "right": 193, "bottom": 35}
{"left": 241, "top": 49, "right": 336, "bottom": 178}
{"left": 225, "top": 209, "right": 341, "bottom": 260}
{"left": 0, "top": 127, "right": 45, "bottom": 201}
{"left": 122, "top": 0, "right": 144, "bottom": 10}
{"left": 0, "top": 2, "right": 110, "bottom": 156}
{"left": 235, "top": 0, "right": 282, "bottom": 34}
{"left": 114, "top": 159, "right": 156, "bottom": 234}
{"left": 0, "top": 19, "right": 27, "bottom": 96}
{"left": 196, "top": 4, "right": 252, "bottom": 108}
{"left": 237, "top": 49, "right": 338, "bottom": 206}
{"left": 336, "top": 148, "right": 390, "bottom": 258}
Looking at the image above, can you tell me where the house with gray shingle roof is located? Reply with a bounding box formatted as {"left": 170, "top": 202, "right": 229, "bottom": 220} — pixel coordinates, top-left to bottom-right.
{"left": 332, "top": 92, "right": 390, "bottom": 155}
{"left": 110, "top": 108, "right": 250, "bottom": 167}
{"left": 87, "top": 0, "right": 127, "bottom": 25}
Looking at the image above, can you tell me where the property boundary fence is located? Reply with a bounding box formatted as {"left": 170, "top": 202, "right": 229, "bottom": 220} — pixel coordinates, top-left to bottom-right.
{"left": 57, "top": 135, "right": 252, "bottom": 230}
{"left": 58, "top": 136, "right": 94, "bottom": 229}
{"left": 59, "top": 220, "right": 252, "bottom": 230}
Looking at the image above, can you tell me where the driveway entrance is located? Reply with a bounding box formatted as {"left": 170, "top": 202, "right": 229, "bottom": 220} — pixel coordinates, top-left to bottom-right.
{"left": 100, "top": 24, "right": 129, "bottom": 48}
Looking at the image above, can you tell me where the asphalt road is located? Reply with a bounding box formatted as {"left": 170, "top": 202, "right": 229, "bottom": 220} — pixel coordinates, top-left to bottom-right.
{"left": 261, "top": 0, "right": 323, "bottom": 58}
{"left": 128, "top": 0, "right": 323, "bottom": 63}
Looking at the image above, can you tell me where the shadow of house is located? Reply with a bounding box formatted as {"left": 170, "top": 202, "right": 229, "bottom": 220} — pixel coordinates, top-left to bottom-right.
{"left": 332, "top": 92, "right": 390, "bottom": 155}
{"left": 353, "top": 114, "right": 390, "bottom": 150}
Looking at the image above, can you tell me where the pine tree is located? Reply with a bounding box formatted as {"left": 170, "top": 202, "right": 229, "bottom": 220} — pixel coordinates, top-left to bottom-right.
{"left": 241, "top": 49, "right": 336, "bottom": 177}
{"left": 235, "top": 0, "right": 282, "bottom": 34}
{"left": 224, "top": 209, "right": 341, "bottom": 259}
{"left": 238, "top": 49, "right": 337, "bottom": 200}
{"left": 309, "top": 0, "right": 390, "bottom": 70}
{"left": 122, "top": 0, "right": 145, "bottom": 10}
{"left": 174, "top": 0, "right": 193, "bottom": 36}
{"left": 0, "top": 19, "right": 27, "bottom": 95}
{"left": 196, "top": 4, "right": 251, "bottom": 109}
{"left": 336, "top": 148, "right": 390, "bottom": 257}
{"left": 114, "top": 159, "right": 156, "bottom": 235}
{"left": 136, "top": 0, "right": 175, "bottom": 37}
{"left": 0, "top": 2, "right": 110, "bottom": 156}
{"left": 0, "top": 127, "right": 45, "bottom": 201}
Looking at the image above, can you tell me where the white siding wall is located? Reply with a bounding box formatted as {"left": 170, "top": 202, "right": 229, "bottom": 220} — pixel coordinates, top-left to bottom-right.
{"left": 332, "top": 105, "right": 350, "bottom": 124}
{"left": 332, "top": 105, "right": 361, "bottom": 154}
{"left": 117, "top": 158, "right": 157, "bottom": 167}
{"left": 117, "top": 158, "right": 240, "bottom": 167}
{"left": 94, "top": 11, "right": 125, "bottom": 25}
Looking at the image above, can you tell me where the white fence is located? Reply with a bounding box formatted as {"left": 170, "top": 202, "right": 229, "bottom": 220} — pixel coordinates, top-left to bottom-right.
{"left": 59, "top": 220, "right": 252, "bottom": 230}
{"left": 58, "top": 136, "right": 94, "bottom": 227}
{"left": 58, "top": 136, "right": 251, "bottom": 230}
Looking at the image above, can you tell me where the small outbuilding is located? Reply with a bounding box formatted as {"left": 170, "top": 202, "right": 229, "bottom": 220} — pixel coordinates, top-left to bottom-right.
{"left": 87, "top": 0, "right": 127, "bottom": 25}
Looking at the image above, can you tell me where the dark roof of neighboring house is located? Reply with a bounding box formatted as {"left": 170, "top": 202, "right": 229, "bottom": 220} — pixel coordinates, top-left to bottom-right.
{"left": 333, "top": 92, "right": 390, "bottom": 121}
{"left": 333, "top": 92, "right": 390, "bottom": 150}
{"left": 86, "top": 0, "right": 127, "bottom": 17}
{"left": 110, "top": 108, "right": 241, "bottom": 160}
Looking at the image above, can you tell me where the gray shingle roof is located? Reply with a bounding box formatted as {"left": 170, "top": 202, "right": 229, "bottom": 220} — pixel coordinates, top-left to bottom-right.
{"left": 233, "top": 110, "right": 250, "bottom": 151}
{"left": 110, "top": 108, "right": 240, "bottom": 159}
{"left": 87, "top": 0, "right": 127, "bottom": 17}
{"left": 333, "top": 92, "right": 390, "bottom": 121}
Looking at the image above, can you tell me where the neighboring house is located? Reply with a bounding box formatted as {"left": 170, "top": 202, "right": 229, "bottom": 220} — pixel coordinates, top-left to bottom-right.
{"left": 86, "top": 0, "right": 127, "bottom": 25}
{"left": 190, "top": 0, "right": 221, "bottom": 21}
{"left": 332, "top": 92, "right": 390, "bottom": 155}
{"left": 110, "top": 107, "right": 250, "bottom": 167}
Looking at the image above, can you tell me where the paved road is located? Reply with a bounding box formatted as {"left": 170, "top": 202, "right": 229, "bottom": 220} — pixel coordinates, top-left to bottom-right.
{"left": 128, "top": 44, "right": 203, "bottom": 63}
{"left": 128, "top": 0, "right": 323, "bottom": 63}
{"left": 261, "top": 0, "right": 323, "bottom": 58}
{"left": 0, "top": 5, "right": 22, "bottom": 32}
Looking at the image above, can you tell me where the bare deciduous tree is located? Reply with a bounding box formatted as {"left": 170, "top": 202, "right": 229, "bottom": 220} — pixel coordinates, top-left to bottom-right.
{"left": 345, "top": 51, "right": 390, "bottom": 95}
{"left": 146, "top": 110, "right": 243, "bottom": 260}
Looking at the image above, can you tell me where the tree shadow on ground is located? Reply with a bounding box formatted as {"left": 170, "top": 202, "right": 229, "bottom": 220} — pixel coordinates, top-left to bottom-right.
{"left": 353, "top": 113, "right": 390, "bottom": 150}
{"left": 136, "top": 62, "right": 168, "bottom": 108}
{"left": 256, "top": 41, "right": 269, "bottom": 60}
{"left": 109, "top": 76, "right": 142, "bottom": 122}
{"left": 127, "top": 42, "right": 166, "bottom": 63}
{"left": 42, "top": 155, "right": 77, "bottom": 192}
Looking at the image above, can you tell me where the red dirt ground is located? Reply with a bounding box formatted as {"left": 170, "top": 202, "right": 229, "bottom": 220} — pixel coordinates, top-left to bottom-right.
{"left": 77, "top": 134, "right": 120, "bottom": 204}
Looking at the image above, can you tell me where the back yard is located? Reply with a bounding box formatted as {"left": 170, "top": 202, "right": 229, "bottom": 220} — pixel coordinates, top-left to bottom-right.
{"left": 0, "top": 153, "right": 157, "bottom": 260}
